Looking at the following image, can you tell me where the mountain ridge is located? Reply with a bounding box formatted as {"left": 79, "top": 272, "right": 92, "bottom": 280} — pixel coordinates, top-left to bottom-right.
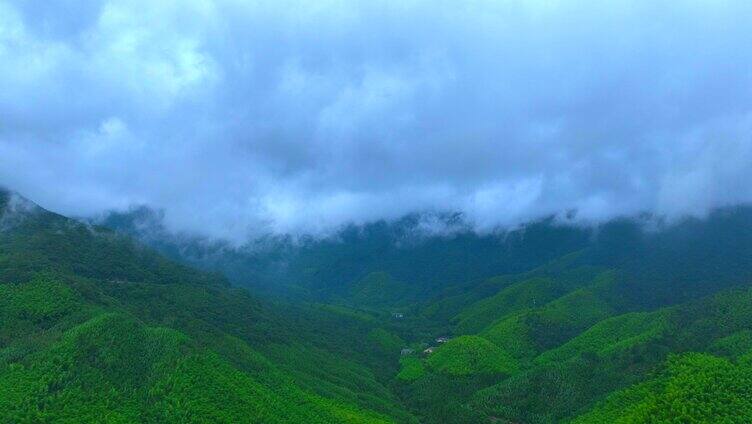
{"left": 5, "top": 189, "right": 752, "bottom": 422}
{"left": 0, "top": 190, "right": 418, "bottom": 422}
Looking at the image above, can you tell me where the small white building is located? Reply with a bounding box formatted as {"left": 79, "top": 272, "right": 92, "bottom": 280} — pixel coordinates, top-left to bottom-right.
{"left": 400, "top": 348, "right": 414, "bottom": 356}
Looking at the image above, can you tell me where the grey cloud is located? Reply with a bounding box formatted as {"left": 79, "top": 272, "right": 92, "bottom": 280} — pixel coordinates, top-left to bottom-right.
{"left": 1, "top": 0, "right": 751, "bottom": 240}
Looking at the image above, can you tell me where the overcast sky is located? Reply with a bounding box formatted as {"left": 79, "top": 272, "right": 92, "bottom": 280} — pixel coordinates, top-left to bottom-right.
{"left": 1, "top": 0, "right": 751, "bottom": 240}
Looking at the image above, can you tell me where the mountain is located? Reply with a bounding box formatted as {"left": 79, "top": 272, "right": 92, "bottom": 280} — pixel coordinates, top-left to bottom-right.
{"left": 98, "top": 207, "right": 594, "bottom": 301}
{"left": 0, "top": 189, "right": 416, "bottom": 423}
{"left": 100, "top": 204, "right": 752, "bottom": 312}
{"left": 6, "top": 188, "right": 752, "bottom": 422}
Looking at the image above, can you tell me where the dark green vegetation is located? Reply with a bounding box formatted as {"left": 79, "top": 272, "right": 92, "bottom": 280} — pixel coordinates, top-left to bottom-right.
{"left": 7, "top": 189, "right": 752, "bottom": 422}
{"left": 0, "top": 190, "right": 415, "bottom": 423}
{"left": 99, "top": 207, "right": 591, "bottom": 301}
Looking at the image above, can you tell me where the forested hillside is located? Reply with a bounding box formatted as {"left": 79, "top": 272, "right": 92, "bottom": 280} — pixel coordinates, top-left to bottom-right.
{"left": 6, "top": 188, "right": 752, "bottom": 423}
{"left": 102, "top": 200, "right": 752, "bottom": 423}
{"left": 0, "top": 189, "right": 416, "bottom": 423}
{"left": 4, "top": 0, "right": 751, "bottom": 421}
{"left": 99, "top": 208, "right": 592, "bottom": 300}
{"left": 393, "top": 208, "right": 752, "bottom": 422}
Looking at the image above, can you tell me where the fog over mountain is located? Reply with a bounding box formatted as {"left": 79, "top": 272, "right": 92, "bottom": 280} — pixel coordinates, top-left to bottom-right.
{"left": 1, "top": 0, "right": 752, "bottom": 240}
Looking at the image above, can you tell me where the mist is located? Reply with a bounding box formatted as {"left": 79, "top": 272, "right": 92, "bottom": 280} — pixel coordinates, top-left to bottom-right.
{"left": 1, "top": 0, "right": 751, "bottom": 241}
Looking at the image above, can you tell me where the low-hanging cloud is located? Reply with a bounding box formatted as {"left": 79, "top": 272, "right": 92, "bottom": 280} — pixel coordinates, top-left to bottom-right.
{"left": 1, "top": 0, "right": 751, "bottom": 240}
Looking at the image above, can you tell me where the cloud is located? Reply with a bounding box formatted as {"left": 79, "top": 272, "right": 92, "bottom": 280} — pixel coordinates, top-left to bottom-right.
{"left": 1, "top": 0, "right": 751, "bottom": 241}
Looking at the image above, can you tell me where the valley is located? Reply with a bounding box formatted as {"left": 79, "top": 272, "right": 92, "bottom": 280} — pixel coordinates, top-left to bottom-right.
{"left": 5, "top": 188, "right": 752, "bottom": 422}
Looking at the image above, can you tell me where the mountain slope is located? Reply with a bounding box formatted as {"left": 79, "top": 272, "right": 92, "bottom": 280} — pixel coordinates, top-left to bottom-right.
{"left": 0, "top": 190, "right": 415, "bottom": 423}
{"left": 98, "top": 207, "right": 593, "bottom": 302}
{"left": 9, "top": 188, "right": 752, "bottom": 423}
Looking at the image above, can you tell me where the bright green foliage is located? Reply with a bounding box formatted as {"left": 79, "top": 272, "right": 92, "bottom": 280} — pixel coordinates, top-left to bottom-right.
{"left": 482, "top": 312, "right": 538, "bottom": 360}
{"left": 428, "top": 256, "right": 602, "bottom": 329}
{"left": 711, "top": 330, "right": 752, "bottom": 358}
{"left": 0, "top": 274, "right": 89, "bottom": 356}
{"left": 426, "top": 335, "right": 518, "bottom": 376}
{"left": 454, "top": 277, "right": 568, "bottom": 334}
{"left": 572, "top": 353, "right": 752, "bottom": 423}
{"left": 9, "top": 191, "right": 752, "bottom": 423}
{"left": 0, "top": 195, "right": 416, "bottom": 423}
{"left": 149, "top": 351, "right": 393, "bottom": 424}
{"left": 536, "top": 310, "right": 670, "bottom": 364}
{"left": 521, "top": 281, "right": 616, "bottom": 350}
{"left": 469, "top": 285, "right": 752, "bottom": 423}
{"left": 0, "top": 275, "right": 78, "bottom": 322}
{"left": 0, "top": 312, "right": 393, "bottom": 423}
{"left": 481, "top": 282, "right": 615, "bottom": 362}
{"left": 671, "top": 288, "right": 752, "bottom": 354}
{"left": 397, "top": 356, "right": 425, "bottom": 382}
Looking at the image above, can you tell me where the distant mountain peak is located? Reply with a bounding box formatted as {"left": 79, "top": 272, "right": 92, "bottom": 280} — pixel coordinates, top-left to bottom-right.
{"left": 0, "top": 189, "right": 43, "bottom": 229}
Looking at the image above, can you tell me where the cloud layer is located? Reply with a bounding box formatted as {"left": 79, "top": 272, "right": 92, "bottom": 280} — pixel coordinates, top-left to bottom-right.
{"left": 1, "top": 0, "right": 752, "bottom": 240}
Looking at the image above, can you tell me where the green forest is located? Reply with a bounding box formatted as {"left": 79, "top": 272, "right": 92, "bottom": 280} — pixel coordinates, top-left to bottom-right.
{"left": 5, "top": 188, "right": 752, "bottom": 423}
